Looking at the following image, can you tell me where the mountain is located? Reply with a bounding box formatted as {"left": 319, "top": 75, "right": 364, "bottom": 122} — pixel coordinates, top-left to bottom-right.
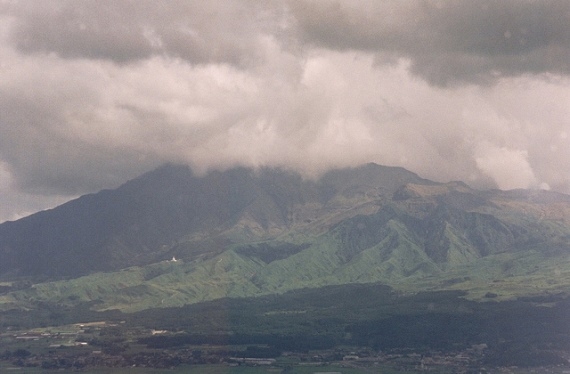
{"left": 1, "top": 163, "right": 570, "bottom": 312}
{"left": 0, "top": 163, "right": 427, "bottom": 277}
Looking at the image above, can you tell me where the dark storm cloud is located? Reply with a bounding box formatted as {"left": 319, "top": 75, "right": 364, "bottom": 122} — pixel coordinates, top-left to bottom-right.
{"left": 7, "top": 0, "right": 570, "bottom": 83}
{"left": 291, "top": 0, "right": 570, "bottom": 85}
{"left": 5, "top": 0, "right": 284, "bottom": 66}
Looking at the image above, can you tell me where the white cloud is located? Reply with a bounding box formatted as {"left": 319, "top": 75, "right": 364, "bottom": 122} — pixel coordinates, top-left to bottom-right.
{"left": 475, "top": 142, "right": 537, "bottom": 190}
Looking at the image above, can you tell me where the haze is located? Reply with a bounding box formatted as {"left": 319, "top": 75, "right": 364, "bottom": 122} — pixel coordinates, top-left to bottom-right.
{"left": 1, "top": 0, "right": 569, "bottom": 222}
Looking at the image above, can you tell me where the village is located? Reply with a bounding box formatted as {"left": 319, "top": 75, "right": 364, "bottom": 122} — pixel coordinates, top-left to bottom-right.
{"left": 2, "top": 321, "right": 569, "bottom": 372}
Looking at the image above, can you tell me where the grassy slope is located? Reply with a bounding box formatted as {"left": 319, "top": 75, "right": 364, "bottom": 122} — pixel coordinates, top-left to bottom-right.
{"left": 2, "top": 182, "right": 570, "bottom": 314}
{"left": 5, "top": 230, "right": 570, "bottom": 313}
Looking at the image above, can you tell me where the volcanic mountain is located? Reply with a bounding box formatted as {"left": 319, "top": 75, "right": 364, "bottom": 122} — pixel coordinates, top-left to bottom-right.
{"left": 1, "top": 163, "right": 569, "bottom": 311}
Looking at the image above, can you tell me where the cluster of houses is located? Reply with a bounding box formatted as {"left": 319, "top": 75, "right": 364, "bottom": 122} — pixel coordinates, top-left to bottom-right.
{"left": 2, "top": 324, "right": 568, "bottom": 372}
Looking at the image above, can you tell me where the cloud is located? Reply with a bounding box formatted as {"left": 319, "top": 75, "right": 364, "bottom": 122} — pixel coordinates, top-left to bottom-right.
{"left": 3, "top": 0, "right": 288, "bottom": 66}
{"left": 0, "top": 161, "right": 72, "bottom": 221}
{"left": 291, "top": 0, "right": 570, "bottom": 86}
{"left": 5, "top": 0, "right": 570, "bottom": 84}
{"left": 0, "top": 1, "right": 570, "bottom": 222}
{"left": 474, "top": 142, "right": 536, "bottom": 190}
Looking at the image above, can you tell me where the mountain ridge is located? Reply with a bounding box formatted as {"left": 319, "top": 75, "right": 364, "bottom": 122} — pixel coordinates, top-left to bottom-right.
{"left": 0, "top": 163, "right": 428, "bottom": 277}
{"left": 1, "top": 162, "right": 570, "bottom": 312}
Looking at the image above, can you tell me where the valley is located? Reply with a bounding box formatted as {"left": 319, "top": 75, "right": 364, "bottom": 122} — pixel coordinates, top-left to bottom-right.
{"left": 1, "top": 285, "right": 570, "bottom": 372}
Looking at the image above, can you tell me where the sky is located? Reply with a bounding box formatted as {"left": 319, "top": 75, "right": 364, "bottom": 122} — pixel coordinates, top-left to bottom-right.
{"left": 0, "top": 0, "right": 570, "bottom": 222}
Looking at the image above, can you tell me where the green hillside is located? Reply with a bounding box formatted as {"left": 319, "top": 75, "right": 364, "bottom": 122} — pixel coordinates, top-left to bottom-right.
{"left": 1, "top": 163, "right": 569, "bottom": 314}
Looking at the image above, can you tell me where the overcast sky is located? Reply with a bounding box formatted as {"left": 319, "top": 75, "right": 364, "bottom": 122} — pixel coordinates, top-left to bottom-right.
{"left": 1, "top": 0, "right": 570, "bottom": 222}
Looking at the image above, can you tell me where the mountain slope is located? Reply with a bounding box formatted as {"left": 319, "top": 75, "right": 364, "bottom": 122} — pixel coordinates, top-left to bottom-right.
{"left": 0, "top": 163, "right": 426, "bottom": 277}
{"left": 0, "top": 164, "right": 569, "bottom": 312}
{"left": 1, "top": 163, "right": 570, "bottom": 313}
